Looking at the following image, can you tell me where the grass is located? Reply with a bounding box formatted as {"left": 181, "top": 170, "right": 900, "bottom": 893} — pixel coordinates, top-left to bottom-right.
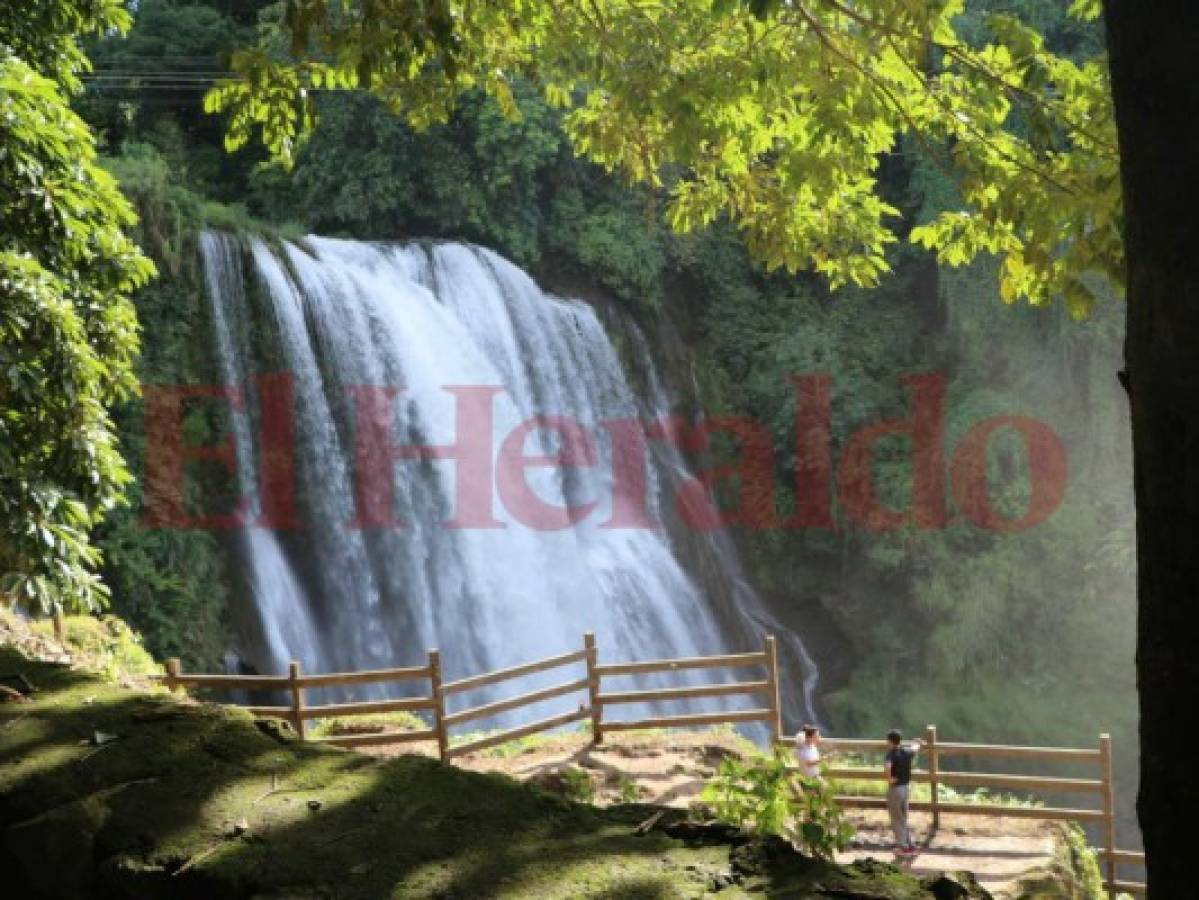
{"left": 447, "top": 722, "right": 594, "bottom": 758}
{"left": 307, "top": 710, "right": 428, "bottom": 740}
{"left": 20, "top": 612, "right": 161, "bottom": 682}
{"left": 0, "top": 643, "right": 986, "bottom": 900}
{"left": 444, "top": 721, "right": 762, "bottom": 762}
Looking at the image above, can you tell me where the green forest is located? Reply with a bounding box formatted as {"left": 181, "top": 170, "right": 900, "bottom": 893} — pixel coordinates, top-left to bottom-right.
{"left": 4, "top": 1, "right": 1164, "bottom": 895}
{"left": 68, "top": 0, "right": 1133, "bottom": 763}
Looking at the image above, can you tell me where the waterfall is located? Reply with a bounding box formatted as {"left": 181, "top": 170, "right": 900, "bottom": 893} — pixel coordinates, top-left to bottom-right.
{"left": 199, "top": 233, "right": 817, "bottom": 722}
{"left": 628, "top": 324, "right": 822, "bottom": 723}
{"left": 200, "top": 233, "right": 321, "bottom": 675}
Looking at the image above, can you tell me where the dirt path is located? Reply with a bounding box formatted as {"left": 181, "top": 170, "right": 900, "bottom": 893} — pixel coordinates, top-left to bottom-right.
{"left": 363, "top": 730, "right": 1058, "bottom": 897}
{"left": 835, "top": 812, "right": 1058, "bottom": 898}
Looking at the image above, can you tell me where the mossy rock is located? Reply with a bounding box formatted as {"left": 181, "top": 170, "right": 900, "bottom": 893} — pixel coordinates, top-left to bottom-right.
{"left": 1009, "top": 823, "right": 1106, "bottom": 899}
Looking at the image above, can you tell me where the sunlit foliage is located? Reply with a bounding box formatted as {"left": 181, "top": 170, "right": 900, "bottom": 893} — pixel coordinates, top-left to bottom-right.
{"left": 1, "top": 2, "right": 155, "bottom": 614}
{"left": 207, "top": 0, "right": 1118, "bottom": 316}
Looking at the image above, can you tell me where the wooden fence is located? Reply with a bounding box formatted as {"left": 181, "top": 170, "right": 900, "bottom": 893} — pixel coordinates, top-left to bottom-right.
{"left": 162, "top": 636, "right": 1142, "bottom": 896}
{"left": 788, "top": 730, "right": 1145, "bottom": 896}
{"left": 165, "top": 654, "right": 445, "bottom": 749}
{"left": 162, "top": 633, "right": 780, "bottom": 757}
{"left": 592, "top": 634, "right": 781, "bottom": 742}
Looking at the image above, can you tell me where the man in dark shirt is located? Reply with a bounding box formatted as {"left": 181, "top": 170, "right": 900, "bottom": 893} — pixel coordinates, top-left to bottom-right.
{"left": 884, "top": 729, "right": 922, "bottom": 855}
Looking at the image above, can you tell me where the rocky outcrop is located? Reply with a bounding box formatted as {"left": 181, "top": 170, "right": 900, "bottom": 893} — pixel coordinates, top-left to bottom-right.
{"left": 1008, "top": 823, "right": 1106, "bottom": 899}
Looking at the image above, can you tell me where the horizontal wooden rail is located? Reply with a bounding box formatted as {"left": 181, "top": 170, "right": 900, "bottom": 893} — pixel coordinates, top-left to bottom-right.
{"left": 803, "top": 737, "right": 891, "bottom": 752}
{"left": 1098, "top": 848, "right": 1145, "bottom": 865}
{"left": 1097, "top": 846, "right": 1147, "bottom": 896}
{"left": 594, "top": 650, "right": 765, "bottom": 677}
{"left": 933, "top": 740, "right": 1102, "bottom": 762}
{"left": 297, "top": 665, "right": 431, "bottom": 689}
{"left": 596, "top": 680, "right": 770, "bottom": 705}
{"left": 298, "top": 696, "right": 437, "bottom": 721}
{"left": 163, "top": 673, "right": 290, "bottom": 691}
{"left": 601, "top": 707, "right": 773, "bottom": 733}
{"left": 925, "top": 800, "right": 1107, "bottom": 823}
{"left": 244, "top": 704, "right": 292, "bottom": 719}
{"left": 1107, "top": 883, "right": 1146, "bottom": 896}
{"left": 442, "top": 649, "right": 587, "bottom": 696}
{"left": 936, "top": 770, "right": 1104, "bottom": 793}
{"left": 833, "top": 795, "right": 1106, "bottom": 822}
{"left": 821, "top": 767, "right": 1103, "bottom": 794}
{"left": 312, "top": 728, "right": 438, "bottom": 749}
{"left": 163, "top": 667, "right": 432, "bottom": 691}
{"left": 822, "top": 766, "right": 932, "bottom": 782}
{"left": 444, "top": 678, "right": 589, "bottom": 726}
{"left": 795, "top": 736, "right": 1103, "bottom": 763}
{"left": 1105, "top": 879, "right": 1146, "bottom": 895}
{"left": 447, "top": 707, "right": 590, "bottom": 757}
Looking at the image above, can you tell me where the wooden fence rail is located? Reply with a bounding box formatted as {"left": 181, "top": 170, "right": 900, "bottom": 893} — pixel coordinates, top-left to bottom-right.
{"left": 162, "top": 638, "right": 1141, "bottom": 897}
{"left": 1098, "top": 848, "right": 1146, "bottom": 896}
{"left": 163, "top": 654, "right": 438, "bottom": 749}
{"left": 591, "top": 634, "right": 780, "bottom": 743}
{"left": 443, "top": 644, "right": 591, "bottom": 758}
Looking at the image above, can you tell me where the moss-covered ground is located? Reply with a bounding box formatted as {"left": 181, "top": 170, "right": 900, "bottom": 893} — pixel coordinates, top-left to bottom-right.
{"left": 0, "top": 645, "right": 991, "bottom": 899}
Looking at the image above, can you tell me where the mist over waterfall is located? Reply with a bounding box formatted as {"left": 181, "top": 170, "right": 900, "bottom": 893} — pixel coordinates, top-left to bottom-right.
{"left": 200, "top": 232, "right": 816, "bottom": 723}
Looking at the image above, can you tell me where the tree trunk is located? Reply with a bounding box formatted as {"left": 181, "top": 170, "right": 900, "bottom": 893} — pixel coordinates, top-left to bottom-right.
{"left": 1104, "top": 3, "right": 1199, "bottom": 895}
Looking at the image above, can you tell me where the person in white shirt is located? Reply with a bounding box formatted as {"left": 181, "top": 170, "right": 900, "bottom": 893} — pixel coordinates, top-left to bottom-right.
{"left": 795, "top": 724, "right": 822, "bottom": 779}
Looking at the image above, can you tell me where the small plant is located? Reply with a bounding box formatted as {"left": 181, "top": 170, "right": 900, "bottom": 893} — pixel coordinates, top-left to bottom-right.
{"left": 1061, "top": 823, "right": 1107, "bottom": 899}
{"left": 701, "top": 746, "right": 854, "bottom": 861}
{"left": 560, "top": 767, "right": 595, "bottom": 803}
{"left": 616, "top": 775, "right": 640, "bottom": 803}
{"left": 789, "top": 770, "right": 856, "bottom": 860}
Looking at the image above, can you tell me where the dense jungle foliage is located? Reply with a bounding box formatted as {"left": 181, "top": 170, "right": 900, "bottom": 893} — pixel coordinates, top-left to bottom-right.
{"left": 64, "top": 0, "right": 1133, "bottom": 834}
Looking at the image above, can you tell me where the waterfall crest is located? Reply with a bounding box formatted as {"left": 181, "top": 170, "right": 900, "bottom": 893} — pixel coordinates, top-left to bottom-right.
{"left": 200, "top": 233, "right": 816, "bottom": 721}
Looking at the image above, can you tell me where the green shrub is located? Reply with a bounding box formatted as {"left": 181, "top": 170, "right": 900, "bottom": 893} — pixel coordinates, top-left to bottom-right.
{"left": 1062, "top": 823, "right": 1107, "bottom": 899}
{"left": 701, "top": 746, "right": 854, "bottom": 861}
{"left": 102, "top": 142, "right": 202, "bottom": 273}
{"left": 30, "top": 614, "right": 160, "bottom": 681}
{"left": 560, "top": 767, "right": 596, "bottom": 803}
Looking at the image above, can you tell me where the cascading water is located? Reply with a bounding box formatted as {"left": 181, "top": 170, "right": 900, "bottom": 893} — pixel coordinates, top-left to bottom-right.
{"left": 200, "top": 233, "right": 321, "bottom": 676}
{"left": 627, "top": 325, "right": 822, "bottom": 723}
{"left": 199, "top": 232, "right": 817, "bottom": 723}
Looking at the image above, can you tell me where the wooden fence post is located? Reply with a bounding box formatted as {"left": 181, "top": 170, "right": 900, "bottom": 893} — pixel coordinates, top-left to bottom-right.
{"left": 925, "top": 724, "right": 940, "bottom": 831}
{"left": 584, "top": 632, "right": 603, "bottom": 744}
{"left": 288, "top": 661, "right": 306, "bottom": 740}
{"left": 429, "top": 649, "right": 448, "bottom": 761}
{"left": 763, "top": 635, "right": 782, "bottom": 744}
{"left": 1099, "top": 732, "right": 1116, "bottom": 889}
{"left": 165, "top": 658, "right": 182, "bottom": 693}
